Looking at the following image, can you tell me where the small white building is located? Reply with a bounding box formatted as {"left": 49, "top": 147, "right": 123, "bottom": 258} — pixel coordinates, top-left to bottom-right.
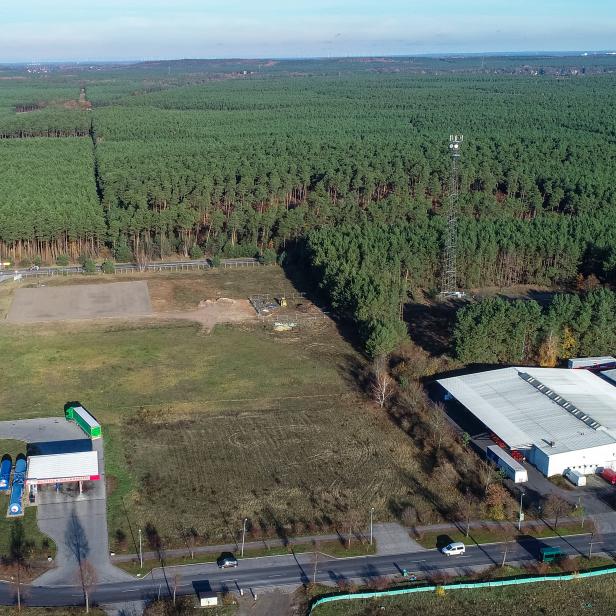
{"left": 198, "top": 591, "right": 219, "bottom": 607}
{"left": 438, "top": 367, "right": 616, "bottom": 477}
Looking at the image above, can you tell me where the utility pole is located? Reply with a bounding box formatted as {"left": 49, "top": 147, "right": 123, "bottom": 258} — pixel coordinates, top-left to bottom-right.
{"left": 370, "top": 507, "right": 375, "bottom": 546}
{"left": 440, "top": 134, "right": 464, "bottom": 298}
{"left": 138, "top": 528, "right": 143, "bottom": 570}
{"left": 589, "top": 532, "right": 594, "bottom": 560}
{"left": 241, "top": 518, "right": 248, "bottom": 558}
{"left": 518, "top": 491, "right": 525, "bottom": 532}
{"left": 313, "top": 550, "right": 318, "bottom": 584}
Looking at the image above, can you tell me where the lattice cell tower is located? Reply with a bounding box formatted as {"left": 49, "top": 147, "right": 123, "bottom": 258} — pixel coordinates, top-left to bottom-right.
{"left": 440, "top": 134, "right": 464, "bottom": 298}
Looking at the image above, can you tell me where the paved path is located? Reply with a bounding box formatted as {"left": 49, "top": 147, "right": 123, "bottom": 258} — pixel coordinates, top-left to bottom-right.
{"left": 7, "top": 281, "right": 152, "bottom": 323}
{"left": 112, "top": 533, "right": 342, "bottom": 563}
{"left": 237, "top": 590, "right": 292, "bottom": 616}
{"left": 0, "top": 417, "right": 84, "bottom": 443}
{"left": 373, "top": 523, "right": 426, "bottom": 555}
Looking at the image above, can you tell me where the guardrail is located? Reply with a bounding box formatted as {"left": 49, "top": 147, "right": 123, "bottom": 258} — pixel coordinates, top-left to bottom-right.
{"left": 308, "top": 566, "right": 616, "bottom": 614}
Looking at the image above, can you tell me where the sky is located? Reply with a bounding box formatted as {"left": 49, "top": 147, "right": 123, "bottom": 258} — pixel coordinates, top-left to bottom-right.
{"left": 0, "top": 0, "right": 615, "bottom": 62}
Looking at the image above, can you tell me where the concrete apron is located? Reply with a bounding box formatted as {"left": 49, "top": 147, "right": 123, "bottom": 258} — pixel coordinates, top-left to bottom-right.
{"left": 33, "top": 440, "right": 132, "bottom": 586}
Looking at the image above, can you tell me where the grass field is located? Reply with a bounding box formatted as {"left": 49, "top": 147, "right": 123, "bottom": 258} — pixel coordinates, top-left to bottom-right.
{"left": 0, "top": 440, "right": 55, "bottom": 560}
{"left": 0, "top": 268, "right": 449, "bottom": 551}
{"left": 311, "top": 573, "right": 616, "bottom": 615}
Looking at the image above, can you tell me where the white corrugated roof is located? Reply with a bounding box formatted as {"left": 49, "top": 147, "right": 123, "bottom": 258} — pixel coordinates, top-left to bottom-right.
{"left": 27, "top": 451, "right": 99, "bottom": 481}
{"left": 438, "top": 367, "right": 616, "bottom": 455}
{"left": 73, "top": 406, "right": 99, "bottom": 429}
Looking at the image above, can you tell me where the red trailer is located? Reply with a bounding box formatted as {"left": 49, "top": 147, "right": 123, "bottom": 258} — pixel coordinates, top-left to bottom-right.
{"left": 600, "top": 468, "right": 616, "bottom": 485}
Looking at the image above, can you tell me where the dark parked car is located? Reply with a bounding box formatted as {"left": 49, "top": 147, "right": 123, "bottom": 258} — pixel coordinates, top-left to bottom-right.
{"left": 216, "top": 552, "right": 238, "bottom": 569}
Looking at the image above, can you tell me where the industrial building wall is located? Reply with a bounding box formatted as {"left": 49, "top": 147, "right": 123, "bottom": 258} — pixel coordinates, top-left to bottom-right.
{"left": 542, "top": 443, "right": 616, "bottom": 477}
{"left": 529, "top": 447, "right": 550, "bottom": 476}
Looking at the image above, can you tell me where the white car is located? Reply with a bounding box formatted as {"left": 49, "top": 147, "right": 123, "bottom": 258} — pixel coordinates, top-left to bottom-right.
{"left": 441, "top": 542, "right": 465, "bottom": 556}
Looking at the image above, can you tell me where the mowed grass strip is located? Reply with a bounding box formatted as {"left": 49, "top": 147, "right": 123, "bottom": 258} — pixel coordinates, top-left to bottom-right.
{"left": 0, "top": 321, "right": 344, "bottom": 422}
{"left": 311, "top": 574, "right": 616, "bottom": 615}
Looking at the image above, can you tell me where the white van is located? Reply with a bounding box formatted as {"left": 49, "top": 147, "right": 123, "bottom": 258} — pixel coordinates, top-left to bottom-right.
{"left": 564, "top": 468, "right": 586, "bottom": 487}
{"left": 441, "top": 542, "right": 465, "bottom": 556}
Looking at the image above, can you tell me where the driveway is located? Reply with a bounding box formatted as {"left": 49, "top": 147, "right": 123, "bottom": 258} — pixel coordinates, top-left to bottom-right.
{"left": 34, "top": 438, "right": 132, "bottom": 585}
{"left": 0, "top": 417, "right": 130, "bottom": 585}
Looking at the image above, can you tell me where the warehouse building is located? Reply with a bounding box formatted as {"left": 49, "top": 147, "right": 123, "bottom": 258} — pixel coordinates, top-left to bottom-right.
{"left": 438, "top": 367, "right": 616, "bottom": 477}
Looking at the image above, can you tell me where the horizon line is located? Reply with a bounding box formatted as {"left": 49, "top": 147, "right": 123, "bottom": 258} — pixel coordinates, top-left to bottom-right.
{"left": 2, "top": 49, "right": 616, "bottom": 65}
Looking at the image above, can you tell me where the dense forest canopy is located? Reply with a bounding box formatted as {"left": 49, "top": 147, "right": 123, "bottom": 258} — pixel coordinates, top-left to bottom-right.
{"left": 0, "top": 57, "right": 615, "bottom": 352}
{"left": 453, "top": 289, "right": 616, "bottom": 365}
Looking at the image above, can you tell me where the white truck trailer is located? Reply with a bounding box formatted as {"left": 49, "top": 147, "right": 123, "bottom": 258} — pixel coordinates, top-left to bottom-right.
{"left": 486, "top": 445, "right": 528, "bottom": 484}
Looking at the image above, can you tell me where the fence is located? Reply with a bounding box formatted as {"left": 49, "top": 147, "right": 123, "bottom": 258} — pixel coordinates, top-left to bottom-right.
{"left": 308, "top": 566, "right": 616, "bottom": 614}
{"left": 0, "top": 257, "right": 261, "bottom": 282}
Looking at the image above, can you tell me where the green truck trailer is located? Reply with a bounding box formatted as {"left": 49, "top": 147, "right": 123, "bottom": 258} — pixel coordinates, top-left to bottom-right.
{"left": 65, "top": 404, "right": 102, "bottom": 439}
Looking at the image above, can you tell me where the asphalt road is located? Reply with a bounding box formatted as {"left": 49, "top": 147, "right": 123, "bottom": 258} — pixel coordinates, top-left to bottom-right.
{"left": 1, "top": 531, "right": 613, "bottom": 607}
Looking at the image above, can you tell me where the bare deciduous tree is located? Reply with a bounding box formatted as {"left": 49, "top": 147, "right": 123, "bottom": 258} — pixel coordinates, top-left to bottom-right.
{"left": 501, "top": 527, "right": 517, "bottom": 568}
{"left": 544, "top": 494, "right": 572, "bottom": 529}
{"left": 344, "top": 510, "right": 363, "bottom": 549}
{"left": 456, "top": 492, "right": 478, "bottom": 538}
{"left": 429, "top": 403, "right": 448, "bottom": 455}
{"left": 180, "top": 526, "right": 198, "bottom": 559}
{"left": 371, "top": 355, "right": 393, "bottom": 409}
{"left": 78, "top": 560, "right": 97, "bottom": 613}
{"left": 478, "top": 459, "right": 498, "bottom": 494}
{"left": 9, "top": 521, "right": 28, "bottom": 612}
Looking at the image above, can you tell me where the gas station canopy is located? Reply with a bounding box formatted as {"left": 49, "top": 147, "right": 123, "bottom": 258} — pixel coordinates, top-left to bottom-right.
{"left": 26, "top": 451, "right": 100, "bottom": 485}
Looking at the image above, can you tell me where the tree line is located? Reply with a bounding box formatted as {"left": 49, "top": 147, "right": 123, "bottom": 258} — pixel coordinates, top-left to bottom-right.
{"left": 453, "top": 288, "right": 616, "bottom": 365}
{"left": 1, "top": 71, "right": 616, "bottom": 355}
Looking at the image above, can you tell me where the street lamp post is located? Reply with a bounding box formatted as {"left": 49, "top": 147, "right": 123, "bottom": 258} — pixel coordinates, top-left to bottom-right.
{"left": 241, "top": 518, "right": 248, "bottom": 558}
{"left": 589, "top": 532, "right": 595, "bottom": 560}
{"left": 138, "top": 528, "right": 143, "bottom": 570}
{"left": 518, "top": 491, "right": 525, "bottom": 532}
{"left": 370, "top": 508, "right": 375, "bottom": 546}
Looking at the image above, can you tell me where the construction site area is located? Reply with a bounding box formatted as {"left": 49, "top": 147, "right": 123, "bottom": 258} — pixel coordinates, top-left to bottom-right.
{"left": 0, "top": 265, "right": 434, "bottom": 553}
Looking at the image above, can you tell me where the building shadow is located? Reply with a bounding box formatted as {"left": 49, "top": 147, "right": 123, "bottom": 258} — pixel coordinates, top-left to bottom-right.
{"left": 28, "top": 439, "right": 92, "bottom": 456}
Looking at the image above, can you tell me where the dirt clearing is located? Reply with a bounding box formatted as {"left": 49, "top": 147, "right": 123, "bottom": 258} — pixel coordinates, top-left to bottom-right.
{"left": 166, "top": 297, "right": 256, "bottom": 330}
{"left": 6, "top": 281, "right": 152, "bottom": 323}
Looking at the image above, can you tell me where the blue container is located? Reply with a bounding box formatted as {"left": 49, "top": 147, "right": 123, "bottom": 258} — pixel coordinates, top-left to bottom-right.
{"left": 0, "top": 457, "right": 11, "bottom": 491}
{"left": 7, "top": 458, "right": 26, "bottom": 517}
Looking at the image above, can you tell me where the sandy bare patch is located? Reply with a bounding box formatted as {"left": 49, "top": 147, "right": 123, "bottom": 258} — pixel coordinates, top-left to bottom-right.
{"left": 164, "top": 297, "right": 256, "bottom": 330}
{"left": 6, "top": 281, "right": 152, "bottom": 323}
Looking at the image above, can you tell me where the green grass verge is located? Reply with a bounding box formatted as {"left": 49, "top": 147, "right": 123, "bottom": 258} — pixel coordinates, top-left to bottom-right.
{"left": 0, "top": 505, "right": 56, "bottom": 560}
{"left": 310, "top": 569, "right": 616, "bottom": 615}
{"left": 0, "top": 441, "right": 54, "bottom": 560}
{"left": 117, "top": 540, "right": 377, "bottom": 575}
{"left": 415, "top": 522, "right": 593, "bottom": 549}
